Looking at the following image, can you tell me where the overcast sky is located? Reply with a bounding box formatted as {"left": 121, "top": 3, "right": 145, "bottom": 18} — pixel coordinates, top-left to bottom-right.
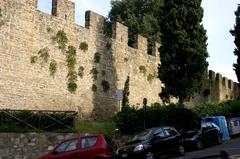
{"left": 38, "top": 0, "right": 240, "bottom": 82}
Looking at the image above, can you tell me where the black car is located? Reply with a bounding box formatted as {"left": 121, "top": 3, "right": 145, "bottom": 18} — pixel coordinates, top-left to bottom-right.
{"left": 116, "top": 126, "right": 185, "bottom": 159}
{"left": 183, "top": 121, "right": 222, "bottom": 150}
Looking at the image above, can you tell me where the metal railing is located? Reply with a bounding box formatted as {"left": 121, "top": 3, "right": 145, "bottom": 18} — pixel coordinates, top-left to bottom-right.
{"left": 0, "top": 109, "right": 78, "bottom": 131}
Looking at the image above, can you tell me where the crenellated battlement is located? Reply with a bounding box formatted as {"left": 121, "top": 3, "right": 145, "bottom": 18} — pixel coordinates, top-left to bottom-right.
{"left": 208, "top": 70, "right": 238, "bottom": 90}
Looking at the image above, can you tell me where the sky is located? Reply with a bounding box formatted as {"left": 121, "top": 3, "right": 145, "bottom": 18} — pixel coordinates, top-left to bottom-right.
{"left": 38, "top": 0, "right": 240, "bottom": 82}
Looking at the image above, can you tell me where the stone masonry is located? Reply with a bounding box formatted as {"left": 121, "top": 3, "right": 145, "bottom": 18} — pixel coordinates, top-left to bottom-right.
{"left": 0, "top": 0, "right": 162, "bottom": 119}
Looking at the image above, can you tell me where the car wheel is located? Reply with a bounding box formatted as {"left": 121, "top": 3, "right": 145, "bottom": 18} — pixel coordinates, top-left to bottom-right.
{"left": 216, "top": 135, "right": 222, "bottom": 144}
{"left": 196, "top": 140, "right": 204, "bottom": 150}
{"left": 146, "top": 151, "right": 155, "bottom": 159}
{"left": 178, "top": 145, "right": 185, "bottom": 156}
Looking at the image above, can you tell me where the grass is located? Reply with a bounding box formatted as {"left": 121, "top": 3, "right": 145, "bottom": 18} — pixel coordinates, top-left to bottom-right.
{"left": 75, "top": 119, "right": 117, "bottom": 137}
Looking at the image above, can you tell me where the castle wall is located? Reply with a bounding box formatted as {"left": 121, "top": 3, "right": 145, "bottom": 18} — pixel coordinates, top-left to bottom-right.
{"left": 0, "top": 0, "right": 162, "bottom": 118}
{"left": 185, "top": 70, "right": 240, "bottom": 107}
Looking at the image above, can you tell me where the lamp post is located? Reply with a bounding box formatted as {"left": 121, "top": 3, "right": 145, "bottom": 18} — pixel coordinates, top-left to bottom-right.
{"left": 143, "top": 98, "right": 147, "bottom": 129}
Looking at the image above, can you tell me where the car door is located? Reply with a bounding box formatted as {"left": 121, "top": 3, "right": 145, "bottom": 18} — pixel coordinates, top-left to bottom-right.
{"left": 201, "top": 122, "right": 215, "bottom": 143}
{"left": 79, "top": 136, "right": 99, "bottom": 159}
{"left": 150, "top": 128, "right": 168, "bottom": 155}
{"left": 51, "top": 139, "right": 79, "bottom": 159}
{"left": 162, "top": 127, "right": 181, "bottom": 153}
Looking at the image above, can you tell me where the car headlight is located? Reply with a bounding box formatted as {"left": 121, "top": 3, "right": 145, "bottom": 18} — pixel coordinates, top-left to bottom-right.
{"left": 133, "top": 144, "right": 144, "bottom": 152}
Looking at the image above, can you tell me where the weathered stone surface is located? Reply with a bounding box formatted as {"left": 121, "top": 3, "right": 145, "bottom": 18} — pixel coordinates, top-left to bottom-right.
{"left": 0, "top": 133, "right": 78, "bottom": 159}
{"left": 0, "top": 0, "right": 162, "bottom": 119}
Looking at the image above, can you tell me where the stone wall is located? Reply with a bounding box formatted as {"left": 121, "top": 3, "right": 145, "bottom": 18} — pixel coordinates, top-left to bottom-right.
{"left": 0, "top": 133, "right": 78, "bottom": 159}
{"left": 185, "top": 70, "right": 240, "bottom": 107}
{"left": 0, "top": 0, "right": 162, "bottom": 119}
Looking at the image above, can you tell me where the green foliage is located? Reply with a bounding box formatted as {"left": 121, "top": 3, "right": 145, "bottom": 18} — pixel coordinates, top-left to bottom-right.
{"left": 101, "top": 70, "right": 106, "bottom": 76}
{"left": 115, "top": 103, "right": 199, "bottom": 134}
{"left": 0, "top": 8, "right": 4, "bottom": 26}
{"left": 66, "top": 46, "right": 77, "bottom": 93}
{"left": 90, "top": 68, "right": 98, "bottom": 80}
{"left": 38, "top": 47, "right": 50, "bottom": 63}
{"left": 159, "top": 0, "right": 208, "bottom": 103}
{"left": 230, "top": 5, "right": 240, "bottom": 83}
{"left": 75, "top": 119, "right": 117, "bottom": 137}
{"left": 47, "top": 27, "right": 53, "bottom": 32}
{"left": 94, "top": 52, "right": 101, "bottom": 63}
{"left": 30, "top": 56, "right": 38, "bottom": 64}
{"left": 79, "top": 42, "right": 88, "bottom": 52}
{"left": 106, "top": 42, "right": 112, "bottom": 50}
{"left": 108, "top": 0, "right": 163, "bottom": 45}
{"left": 0, "top": 8, "right": 2, "bottom": 17}
{"left": 78, "top": 66, "right": 84, "bottom": 78}
{"left": 122, "top": 76, "right": 130, "bottom": 107}
{"left": 101, "top": 80, "right": 110, "bottom": 92}
{"left": 202, "top": 89, "right": 210, "bottom": 97}
{"left": 0, "top": 110, "right": 75, "bottom": 132}
{"left": 49, "top": 59, "right": 57, "bottom": 76}
{"left": 52, "top": 30, "right": 68, "bottom": 50}
{"left": 147, "top": 73, "right": 155, "bottom": 82}
{"left": 92, "top": 84, "right": 97, "bottom": 92}
{"left": 139, "top": 65, "right": 147, "bottom": 75}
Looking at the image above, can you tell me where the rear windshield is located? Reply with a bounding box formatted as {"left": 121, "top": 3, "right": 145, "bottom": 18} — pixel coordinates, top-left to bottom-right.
{"left": 131, "top": 129, "right": 153, "bottom": 141}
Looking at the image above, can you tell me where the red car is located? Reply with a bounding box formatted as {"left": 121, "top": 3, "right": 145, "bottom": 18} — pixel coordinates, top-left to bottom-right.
{"left": 37, "top": 134, "right": 115, "bottom": 159}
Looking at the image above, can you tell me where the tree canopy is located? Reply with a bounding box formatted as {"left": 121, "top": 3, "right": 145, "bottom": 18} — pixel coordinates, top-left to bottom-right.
{"left": 230, "top": 5, "right": 240, "bottom": 83}
{"left": 159, "top": 0, "right": 208, "bottom": 103}
{"left": 108, "top": 0, "right": 208, "bottom": 103}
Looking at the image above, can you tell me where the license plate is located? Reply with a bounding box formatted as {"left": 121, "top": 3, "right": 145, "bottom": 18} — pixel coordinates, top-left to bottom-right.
{"left": 121, "top": 154, "right": 128, "bottom": 158}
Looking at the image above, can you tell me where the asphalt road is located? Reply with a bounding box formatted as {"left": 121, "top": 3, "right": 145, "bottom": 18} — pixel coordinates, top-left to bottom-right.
{"left": 171, "top": 137, "right": 240, "bottom": 159}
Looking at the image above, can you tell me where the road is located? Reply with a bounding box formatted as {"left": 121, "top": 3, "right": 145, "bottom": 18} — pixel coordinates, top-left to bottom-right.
{"left": 171, "top": 137, "right": 240, "bottom": 159}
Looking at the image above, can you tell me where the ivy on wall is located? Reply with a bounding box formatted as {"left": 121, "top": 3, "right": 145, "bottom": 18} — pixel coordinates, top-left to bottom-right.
{"left": 90, "top": 68, "right": 98, "bottom": 80}
{"left": 52, "top": 30, "right": 68, "bottom": 50}
{"left": 139, "top": 65, "right": 147, "bottom": 75}
{"left": 78, "top": 66, "right": 84, "bottom": 78}
{"left": 66, "top": 45, "right": 77, "bottom": 93}
{"left": 94, "top": 52, "right": 101, "bottom": 63}
{"left": 79, "top": 42, "right": 88, "bottom": 52}
{"left": 38, "top": 47, "right": 50, "bottom": 63}
{"left": 0, "top": 8, "right": 4, "bottom": 26}
{"left": 30, "top": 56, "right": 38, "bottom": 64}
{"left": 49, "top": 59, "right": 57, "bottom": 76}
{"left": 101, "top": 80, "right": 110, "bottom": 92}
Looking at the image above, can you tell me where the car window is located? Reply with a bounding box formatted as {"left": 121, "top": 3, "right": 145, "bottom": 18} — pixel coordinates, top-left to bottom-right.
{"left": 153, "top": 128, "right": 165, "bottom": 138}
{"left": 206, "top": 122, "right": 213, "bottom": 128}
{"left": 55, "top": 139, "right": 78, "bottom": 153}
{"left": 81, "top": 137, "right": 98, "bottom": 149}
{"left": 131, "top": 129, "right": 154, "bottom": 141}
{"left": 163, "top": 127, "right": 178, "bottom": 137}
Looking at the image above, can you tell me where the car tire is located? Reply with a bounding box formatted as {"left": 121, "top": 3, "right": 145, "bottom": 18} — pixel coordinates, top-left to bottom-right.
{"left": 146, "top": 151, "right": 155, "bottom": 159}
{"left": 216, "top": 135, "right": 222, "bottom": 144}
{"left": 196, "top": 140, "right": 204, "bottom": 150}
{"left": 178, "top": 145, "right": 185, "bottom": 156}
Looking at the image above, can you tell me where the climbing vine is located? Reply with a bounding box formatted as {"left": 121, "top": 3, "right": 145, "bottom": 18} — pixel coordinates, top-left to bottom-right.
{"left": 30, "top": 56, "right": 38, "bottom": 64}
{"left": 101, "top": 80, "right": 110, "bottom": 92}
{"left": 66, "top": 45, "right": 77, "bottom": 93}
{"left": 52, "top": 30, "right": 68, "bottom": 51}
{"left": 139, "top": 65, "right": 147, "bottom": 75}
{"left": 90, "top": 68, "right": 98, "bottom": 80}
{"left": 38, "top": 47, "right": 50, "bottom": 63}
{"left": 78, "top": 66, "right": 84, "bottom": 78}
{"left": 94, "top": 52, "right": 101, "bottom": 63}
{"left": 79, "top": 42, "right": 88, "bottom": 52}
{"left": 49, "top": 59, "right": 57, "bottom": 76}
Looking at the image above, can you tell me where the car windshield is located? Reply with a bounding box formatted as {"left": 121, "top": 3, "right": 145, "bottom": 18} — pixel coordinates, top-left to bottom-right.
{"left": 131, "top": 129, "right": 154, "bottom": 141}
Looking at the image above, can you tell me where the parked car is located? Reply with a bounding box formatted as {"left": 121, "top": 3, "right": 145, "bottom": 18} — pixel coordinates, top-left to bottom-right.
{"left": 116, "top": 126, "right": 185, "bottom": 159}
{"left": 183, "top": 121, "right": 222, "bottom": 150}
{"left": 37, "top": 134, "right": 115, "bottom": 159}
{"left": 227, "top": 117, "right": 240, "bottom": 136}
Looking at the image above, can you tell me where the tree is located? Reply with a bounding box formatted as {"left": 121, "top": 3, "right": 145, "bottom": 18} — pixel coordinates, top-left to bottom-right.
{"left": 230, "top": 5, "right": 240, "bottom": 83}
{"left": 159, "top": 0, "right": 208, "bottom": 103}
{"left": 122, "top": 76, "right": 130, "bottom": 107}
{"left": 108, "top": 0, "right": 163, "bottom": 47}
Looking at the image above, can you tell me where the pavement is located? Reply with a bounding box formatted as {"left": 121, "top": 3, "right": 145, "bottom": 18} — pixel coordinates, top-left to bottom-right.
{"left": 171, "top": 137, "right": 240, "bottom": 159}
